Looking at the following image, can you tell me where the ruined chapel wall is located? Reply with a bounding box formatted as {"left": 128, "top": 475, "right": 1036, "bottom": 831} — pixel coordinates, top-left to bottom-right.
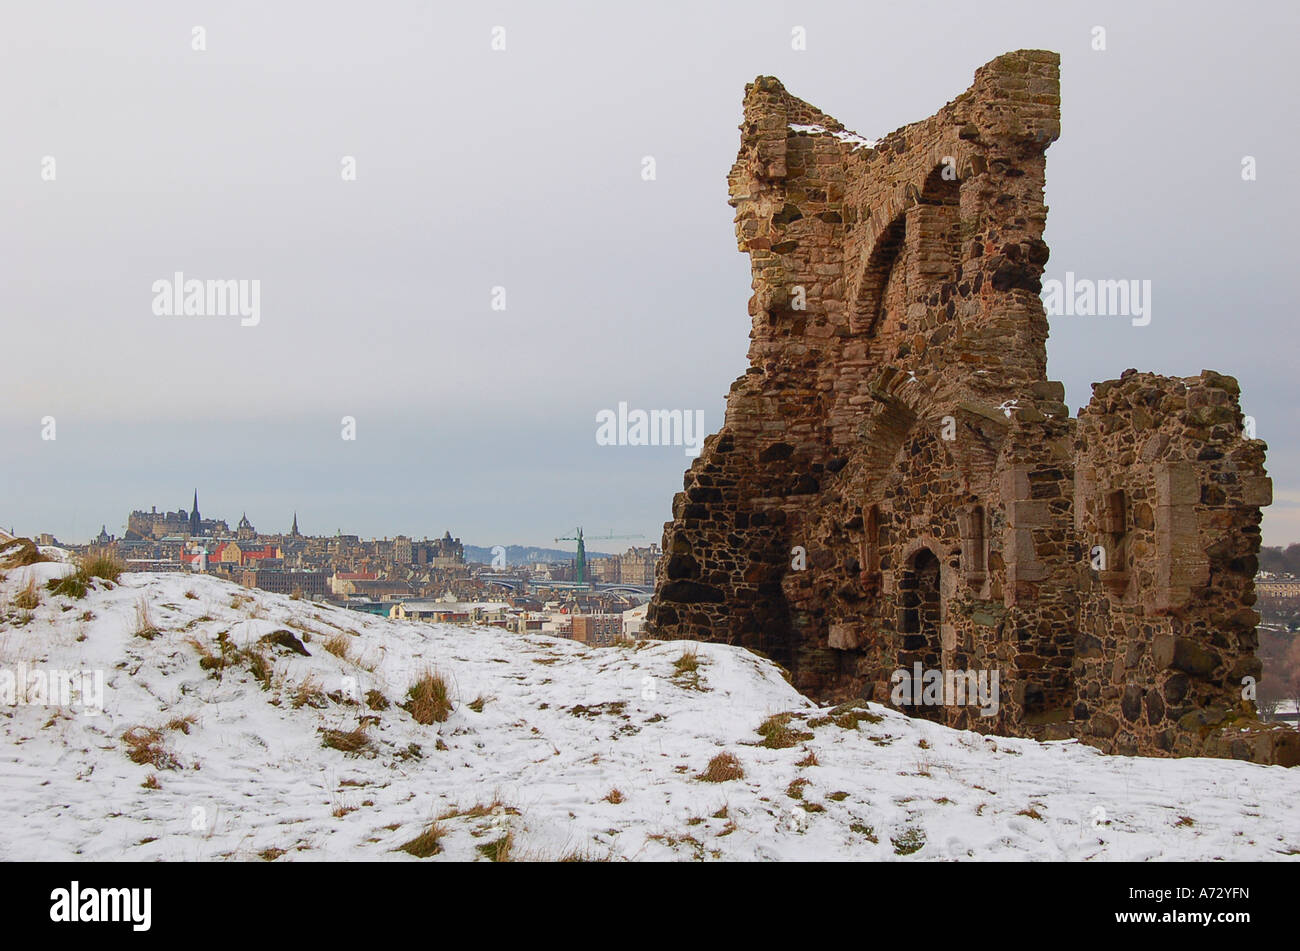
{"left": 1072, "top": 370, "right": 1271, "bottom": 755}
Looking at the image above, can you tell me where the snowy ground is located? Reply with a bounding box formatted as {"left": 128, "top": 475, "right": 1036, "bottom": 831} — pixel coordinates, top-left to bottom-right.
{"left": 1, "top": 551, "right": 1298, "bottom": 861}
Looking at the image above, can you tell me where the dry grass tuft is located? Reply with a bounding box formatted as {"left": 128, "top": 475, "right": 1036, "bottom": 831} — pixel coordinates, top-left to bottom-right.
{"left": 320, "top": 720, "right": 375, "bottom": 756}
{"left": 673, "top": 647, "right": 700, "bottom": 674}
{"left": 292, "top": 675, "right": 327, "bottom": 709}
{"left": 0, "top": 537, "right": 49, "bottom": 569}
{"left": 47, "top": 573, "right": 87, "bottom": 599}
{"left": 166, "top": 714, "right": 197, "bottom": 735}
{"left": 322, "top": 632, "right": 352, "bottom": 660}
{"left": 122, "top": 726, "right": 180, "bottom": 770}
{"left": 397, "top": 821, "right": 447, "bottom": 858}
{"left": 14, "top": 579, "right": 40, "bottom": 610}
{"left": 403, "top": 669, "right": 454, "bottom": 724}
{"left": 134, "top": 599, "right": 160, "bottom": 640}
{"left": 697, "top": 751, "right": 745, "bottom": 783}
{"left": 557, "top": 847, "right": 613, "bottom": 862}
{"left": 437, "top": 800, "right": 520, "bottom": 821}
{"left": 757, "top": 713, "right": 814, "bottom": 749}
{"left": 476, "top": 831, "right": 514, "bottom": 862}
{"left": 604, "top": 788, "right": 625, "bottom": 804}
{"left": 80, "top": 550, "right": 123, "bottom": 584}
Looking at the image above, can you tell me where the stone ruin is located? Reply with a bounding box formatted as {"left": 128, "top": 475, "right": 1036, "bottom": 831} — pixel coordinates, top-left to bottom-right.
{"left": 646, "top": 50, "right": 1297, "bottom": 765}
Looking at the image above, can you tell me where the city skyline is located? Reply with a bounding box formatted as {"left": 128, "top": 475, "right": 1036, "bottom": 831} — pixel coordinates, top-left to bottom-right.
{"left": 31, "top": 487, "right": 647, "bottom": 559}
{"left": 5, "top": 1, "right": 1298, "bottom": 549}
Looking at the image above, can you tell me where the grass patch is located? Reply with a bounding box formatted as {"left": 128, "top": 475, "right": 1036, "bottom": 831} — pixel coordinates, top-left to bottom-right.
{"left": 809, "top": 703, "right": 883, "bottom": 730}
{"left": 476, "top": 832, "right": 514, "bottom": 862}
{"left": 322, "top": 632, "right": 352, "bottom": 660}
{"left": 80, "top": 550, "right": 123, "bottom": 584}
{"left": 697, "top": 751, "right": 744, "bottom": 783}
{"left": 292, "top": 676, "right": 327, "bottom": 709}
{"left": 891, "top": 827, "right": 926, "bottom": 856}
{"left": 1017, "top": 807, "right": 1043, "bottom": 820}
{"left": 365, "top": 689, "right": 389, "bottom": 711}
{"left": 0, "top": 537, "right": 49, "bottom": 568}
{"left": 320, "top": 721, "right": 375, "bottom": 756}
{"left": 134, "top": 599, "right": 160, "bottom": 640}
{"left": 558, "top": 847, "right": 613, "bottom": 863}
{"left": 850, "top": 822, "right": 878, "bottom": 843}
{"left": 604, "top": 788, "right": 625, "bottom": 804}
{"left": 437, "top": 800, "right": 520, "bottom": 821}
{"left": 757, "top": 713, "right": 814, "bottom": 749}
{"left": 166, "top": 714, "right": 197, "bottom": 734}
{"left": 47, "top": 574, "right": 87, "bottom": 599}
{"left": 397, "top": 821, "right": 447, "bottom": 858}
{"left": 121, "top": 726, "right": 180, "bottom": 770}
{"left": 796, "top": 749, "right": 819, "bottom": 767}
{"left": 403, "top": 669, "right": 454, "bottom": 724}
{"left": 673, "top": 647, "right": 700, "bottom": 674}
{"left": 14, "top": 579, "right": 40, "bottom": 610}
{"left": 241, "top": 644, "right": 273, "bottom": 690}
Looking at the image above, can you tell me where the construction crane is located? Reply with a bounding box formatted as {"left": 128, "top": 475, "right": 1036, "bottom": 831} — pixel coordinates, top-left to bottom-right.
{"left": 554, "top": 527, "right": 643, "bottom": 586}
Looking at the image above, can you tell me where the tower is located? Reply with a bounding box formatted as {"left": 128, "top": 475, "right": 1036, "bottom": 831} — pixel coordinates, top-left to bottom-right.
{"left": 575, "top": 528, "right": 587, "bottom": 586}
{"left": 291, "top": 511, "right": 300, "bottom": 537}
{"left": 188, "top": 490, "right": 202, "bottom": 537}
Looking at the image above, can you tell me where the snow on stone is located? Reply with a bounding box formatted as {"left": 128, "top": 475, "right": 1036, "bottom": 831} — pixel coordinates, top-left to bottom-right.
{"left": 1, "top": 566, "right": 1297, "bottom": 861}
{"left": 789, "top": 122, "right": 878, "bottom": 151}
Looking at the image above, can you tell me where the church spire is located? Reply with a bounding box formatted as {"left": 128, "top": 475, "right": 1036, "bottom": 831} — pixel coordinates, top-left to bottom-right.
{"left": 291, "top": 511, "right": 299, "bottom": 537}
{"left": 189, "top": 489, "right": 202, "bottom": 537}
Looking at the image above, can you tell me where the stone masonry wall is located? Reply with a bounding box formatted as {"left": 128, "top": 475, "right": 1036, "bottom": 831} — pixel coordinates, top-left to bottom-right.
{"left": 646, "top": 51, "right": 1291, "bottom": 764}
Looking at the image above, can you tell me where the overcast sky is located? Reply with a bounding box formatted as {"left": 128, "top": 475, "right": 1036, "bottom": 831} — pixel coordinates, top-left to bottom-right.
{"left": 2, "top": 0, "right": 1297, "bottom": 551}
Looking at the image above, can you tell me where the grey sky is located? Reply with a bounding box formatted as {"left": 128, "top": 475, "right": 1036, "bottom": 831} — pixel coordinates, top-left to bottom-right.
{"left": 3, "top": 0, "right": 1297, "bottom": 550}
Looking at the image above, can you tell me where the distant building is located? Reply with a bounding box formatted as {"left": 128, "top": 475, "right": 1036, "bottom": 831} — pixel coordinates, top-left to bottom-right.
{"left": 127, "top": 505, "right": 190, "bottom": 540}
{"left": 390, "top": 600, "right": 509, "bottom": 624}
{"left": 570, "top": 613, "right": 624, "bottom": 646}
{"left": 589, "top": 557, "right": 621, "bottom": 583}
{"left": 622, "top": 602, "right": 648, "bottom": 638}
{"left": 330, "top": 571, "right": 379, "bottom": 596}
{"left": 127, "top": 491, "right": 226, "bottom": 540}
{"left": 429, "top": 531, "right": 464, "bottom": 568}
{"left": 1257, "top": 578, "right": 1300, "bottom": 598}
{"left": 240, "top": 569, "right": 328, "bottom": 599}
{"left": 618, "top": 545, "right": 661, "bottom": 586}
{"left": 188, "top": 490, "right": 202, "bottom": 537}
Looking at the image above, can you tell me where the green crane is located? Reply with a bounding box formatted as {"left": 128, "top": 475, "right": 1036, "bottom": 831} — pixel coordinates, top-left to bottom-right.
{"left": 554, "top": 527, "right": 643, "bottom": 585}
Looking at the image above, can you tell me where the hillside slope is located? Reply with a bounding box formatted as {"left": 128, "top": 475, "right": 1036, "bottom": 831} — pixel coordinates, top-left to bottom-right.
{"left": 1, "top": 550, "right": 1297, "bottom": 861}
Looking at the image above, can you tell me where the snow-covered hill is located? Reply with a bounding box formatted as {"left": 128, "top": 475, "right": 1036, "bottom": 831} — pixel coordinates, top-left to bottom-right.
{"left": 1, "top": 548, "right": 1298, "bottom": 861}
